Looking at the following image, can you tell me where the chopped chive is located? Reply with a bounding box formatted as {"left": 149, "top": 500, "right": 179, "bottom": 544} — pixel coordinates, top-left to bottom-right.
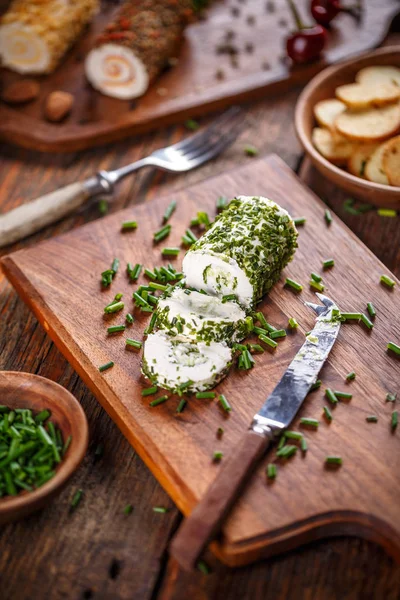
{"left": 213, "top": 451, "right": 223, "bottom": 462}
{"left": 216, "top": 196, "right": 227, "bottom": 211}
{"left": 123, "top": 504, "right": 134, "bottom": 515}
{"left": 378, "top": 208, "right": 397, "bottom": 217}
{"left": 325, "top": 456, "right": 342, "bottom": 465}
{"left": 258, "top": 334, "right": 278, "bottom": 349}
{"left": 154, "top": 224, "right": 171, "bottom": 243}
{"left": 177, "top": 381, "right": 193, "bottom": 395}
{"left": 255, "top": 312, "right": 276, "bottom": 333}
{"left": 197, "top": 560, "right": 211, "bottom": 575}
{"left": 144, "top": 268, "right": 157, "bottom": 281}
{"left": 309, "top": 280, "right": 324, "bottom": 292}
{"left": 183, "top": 228, "right": 198, "bottom": 244}
{"left": 270, "top": 329, "right": 286, "bottom": 340}
{"left": 311, "top": 272, "right": 322, "bottom": 283}
{"left": 386, "top": 392, "right": 397, "bottom": 402}
{"left": 367, "top": 302, "right": 376, "bottom": 318}
{"left": 111, "top": 258, "right": 120, "bottom": 274}
{"left": 63, "top": 435, "right": 72, "bottom": 455}
{"left": 163, "top": 200, "right": 177, "bottom": 223}
{"left": 218, "top": 394, "right": 231, "bottom": 413}
{"left": 380, "top": 274, "right": 395, "bottom": 289}
{"left": 276, "top": 444, "right": 297, "bottom": 458}
{"left": 141, "top": 386, "right": 158, "bottom": 397}
{"left": 145, "top": 312, "right": 158, "bottom": 335}
{"left": 162, "top": 247, "right": 180, "bottom": 257}
{"left": 341, "top": 312, "right": 361, "bottom": 321}
{"left": 70, "top": 489, "right": 83, "bottom": 510}
{"left": 34, "top": 409, "right": 51, "bottom": 423}
{"left": 300, "top": 418, "right": 319, "bottom": 428}
{"left": 285, "top": 431, "right": 303, "bottom": 440}
{"left": 197, "top": 211, "right": 211, "bottom": 228}
{"left": 221, "top": 294, "right": 237, "bottom": 303}
{"left": 190, "top": 217, "right": 200, "bottom": 227}
{"left": 391, "top": 411, "right": 398, "bottom": 429}
{"left": 285, "top": 278, "right": 303, "bottom": 292}
{"left": 127, "top": 263, "right": 142, "bottom": 281}
{"left": 267, "top": 464, "right": 277, "bottom": 479}
{"left": 244, "top": 144, "right": 258, "bottom": 156}
{"left": 153, "top": 506, "right": 169, "bottom": 513}
{"left": 121, "top": 221, "right": 138, "bottom": 231}
{"left": 126, "top": 313, "right": 134, "bottom": 324}
{"left": 99, "top": 361, "right": 114, "bottom": 372}
{"left": 148, "top": 282, "right": 168, "bottom": 291}
{"left": 133, "top": 292, "right": 150, "bottom": 308}
{"left": 310, "top": 379, "right": 322, "bottom": 391}
{"left": 333, "top": 390, "right": 352, "bottom": 400}
{"left": 253, "top": 326, "right": 268, "bottom": 336}
{"left": 149, "top": 395, "right": 169, "bottom": 407}
{"left": 294, "top": 217, "right": 306, "bottom": 226}
{"left": 346, "top": 371, "right": 356, "bottom": 381}
{"left": 217, "top": 427, "right": 224, "bottom": 437}
{"left": 185, "top": 119, "right": 199, "bottom": 131}
{"left": 125, "top": 338, "right": 142, "bottom": 350}
{"left": 325, "top": 388, "right": 338, "bottom": 405}
{"left": 323, "top": 406, "right": 333, "bottom": 422}
{"left": 98, "top": 198, "right": 108, "bottom": 215}
{"left": 322, "top": 258, "right": 334, "bottom": 269}
{"left": 288, "top": 317, "right": 298, "bottom": 329}
{"left": 300, "top": 438, "right": 308, "bottom": 453}
{"left": 107, "top": 325, "right": 125, "bottom": 334}
{"left": 176, "top": 399, "right": 187, "bottom": 413}
{"left": 324, "top": 209, "right": 332, "bottom": 225}
{"left": 277, "top": 435, "right": 285, "bottom": 450}
{"left": 361, "top": 313, "right": 374, "bottom": 330}
{"left": 366, "top": 415, "right": 378, "bottom": 423}
{"left": 249, "top": 343, "right": 264, "bottom": 353}
{"left": 104, "top": 301, "right": 124, "bottom": 314}
{"left": 196, "top": 391, "right": 216, "bottom": 399}
{"left": 387, "top": 342, "right": 400, "bottom": 355}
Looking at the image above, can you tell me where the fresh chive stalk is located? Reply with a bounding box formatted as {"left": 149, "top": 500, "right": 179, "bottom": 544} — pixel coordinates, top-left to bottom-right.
{"left": 125, "top": 338, "right": 142, "bottom": 350}
{"left": 311, "top": 272, "right": 322, "bottom": 283}
{"left": 126, "top": 313, "right": 134, "bottom": 324}
{"left": 216, "top": 196, "right": 227, "bottom": 212}
{"left": 276, "top": 444, "right": 297, "bottom": 459}
{"left": 285, "top": 431, "right": 303, "bottom": 440}
{"left": 154, "top": 224, "right": 171, "bottom": 243}
{"left": 141, "top": 386, "right": 158, "bottom": 397}
{"left": 285, "top": 278, "right": 303, "bottom": 292}
{"left": 244, "top": 144, "right": 258, "bottom": 156}
{"left": 163, "top": 200, "right": 177, "bottom": 223}
{"left": 196, "top": 392, "right": 216, "bottom": 399}
{"left": 255, "top": 312, "right": 276, "bottom": 333}
{"left": 294, "top": 217, "right": 306, "bottom": 226}
{"left": 149, "top": 395, "right": 168, "bottom": 407}
{"left": 380, "top": 274, "right": 395, "bottom": 289}
{"left": 267, "top": 464, "right": 277, "bottom": 479}
{"left": 70, "top": 489, "right": 83, "bottom": 510}
{"left": 217, "top": 427, "right": 224, "bottom": 437}
{"left": 324, "top": 209, "right": 332, "bottom": 225}
{"left": 323, "top": 406, "right": 333, "bottom": 422}
{"left": 325, "top": 388, "right": 338, "bottom": 405}
{"left": 99, "top": 361, "right": 114, "bottom": 372}
{"left": 310, "top": 379, "right": 322, "bottom": 391}
{"left": 161, "top": 247, "right": 180, "bottom": 257}
{"left": 213, "top": 451, "right": 223, "bottom": 462}
{"left": 127, "top": 263, "right": 142, "bottom": 281}
{"left": 392, "top": 411, "right": 398, "bottom": 429}
{"left": 300, "top": 418, "right": 319, "bottom": 428}
{"left": 367, "top": 303, "right": 376, "bottom": 318}
{"left": 153, "top": 506, "right": 169, "bottom": 513}
{"left": 176, "top": 399, "right": 187, "bottom": 414}
{"left": 346, "top": 371, "right": 356, "bottom": 381}
{"left": 270, "top": 329, "right": 286, "bottom": 340}
{"left": 387, "top": 342, "right": 400, "bottom": 356}
{"left": 288, "top": 317, "right": 298, "bottom": 329}
{"left": 341, "top": 313, "right": 361, "bottom": 322}
{"left": 218, "top": 394, "right": 231, "bottom": 413}
{"left": 322, "top": 258, "right": 334, "bottom": 269}
{"left": 366, "top": 415, "right": 378, "bottom": 423}
{"left": 309, "top": 280, "right": 324, "bottom": 292}
{"left": 325, "top": 456, "right": 342, "bottom": 465}
{"left": 123, "top": 504, "right": 134, "bottom": 515}
{"left": 121, "top": 221, "right": 138, "bottom": 231}
{"left": 107, "top": 325, "right": 125, "bottom": 334}
{"left": 104, "top": 301, "right": 124, "bottom": 314}
{"left": 361, "top": 314, "right": 374, "bottom": 330}
{"left": 378, "top": 208, "right": 397, "bottom": 217}
{"left": 386, "top": 393, "right": 397, "bottom": 402}
{"left": 258, "top": 334, "right": 278, "bottom": 349}
{"left": 197, "top": 560, "right": 211, "bottom": 575}
{"left": 333, "top": 391, "right": 352, "bottom": 400}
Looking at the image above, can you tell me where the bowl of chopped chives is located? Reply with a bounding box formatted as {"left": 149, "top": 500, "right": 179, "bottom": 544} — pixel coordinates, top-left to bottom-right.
{"left": 0, "top": 371, "right": 88, "bottom": 524}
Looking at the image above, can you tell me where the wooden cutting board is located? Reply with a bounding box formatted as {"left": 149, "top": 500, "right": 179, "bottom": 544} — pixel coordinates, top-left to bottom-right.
{"left": 2, "top": 155, "right": 400, "bottom": 566}
{"left": 0, "top": 0, "right": 398, "bottom": 152}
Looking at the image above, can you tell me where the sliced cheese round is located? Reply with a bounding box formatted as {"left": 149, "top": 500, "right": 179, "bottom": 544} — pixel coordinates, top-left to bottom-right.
{"left": 182, "top": 196, "right": 297, "bottom": 310}
{"left": 156, "top": 287, "right": 251, "bottom": 344}
{"left": 142, "top": 331, "right": 233, "bottom": 393}
{"left": 85, "top": 44, "right": 149, "bottom": 100}
{"left": 0, "top": 23, "right": 50, "bottom": 74}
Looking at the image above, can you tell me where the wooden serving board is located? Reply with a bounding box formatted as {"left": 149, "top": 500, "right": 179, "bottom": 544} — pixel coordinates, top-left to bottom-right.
{"left": 2, "top": 155, "right": 400, "bottom": 566}
{"left": 0, "top": 0, "right": 399, "bottom": 152}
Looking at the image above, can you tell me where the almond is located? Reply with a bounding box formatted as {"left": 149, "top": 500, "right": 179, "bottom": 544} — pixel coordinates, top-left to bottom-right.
{"left": 2, "top": 79, "right": 40, "bottom": 104}
{"left": 45, "top": 91, "right": 74, "bottom": 122}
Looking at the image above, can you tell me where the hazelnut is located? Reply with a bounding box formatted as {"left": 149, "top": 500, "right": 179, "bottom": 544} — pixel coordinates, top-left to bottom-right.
{"left": 45, "top": 91, "right": 74, "bottom": 122}
{"left": 2, "top": 79, "right": 40, "bottom": 104}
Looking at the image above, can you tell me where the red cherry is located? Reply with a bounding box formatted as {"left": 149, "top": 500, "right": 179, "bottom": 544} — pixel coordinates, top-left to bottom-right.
{"left": 286, "top": 25, "right": 327, "bottom": 64}
{"left": 311, "top": 0, "right": 341, "bottom": 25}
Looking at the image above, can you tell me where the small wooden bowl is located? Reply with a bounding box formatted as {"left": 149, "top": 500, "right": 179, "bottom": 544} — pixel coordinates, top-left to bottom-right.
{"left": 0, "top": 371, "right": 88, "bottom": 524}
{"left": 295, "top": 46, "right": 400, "bottom": 208}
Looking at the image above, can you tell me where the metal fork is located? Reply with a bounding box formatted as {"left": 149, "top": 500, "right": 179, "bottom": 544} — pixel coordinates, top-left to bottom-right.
{"left": 0, "top": 107, "right": 244, "bottom": 248}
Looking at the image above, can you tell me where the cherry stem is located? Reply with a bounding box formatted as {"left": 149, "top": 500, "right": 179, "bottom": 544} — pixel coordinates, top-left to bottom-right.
{"left": 286, "top": 0, "right": 306, "bottom": 30}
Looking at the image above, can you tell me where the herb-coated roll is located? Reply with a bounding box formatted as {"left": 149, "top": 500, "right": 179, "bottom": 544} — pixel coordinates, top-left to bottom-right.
{"left": 182, "top": 196, "right": 298, "bottom": 310}
{"left": 156, "top": 287, "right": 252, "bottom": 344}
{"left": 0, "top": 0, "right": 99, "bottom": 74}
{"left": 142, "top": 331, "right": 232, "bottom": 393}
{"left": 85, "top": 0, "right": 194, "bottom": 100}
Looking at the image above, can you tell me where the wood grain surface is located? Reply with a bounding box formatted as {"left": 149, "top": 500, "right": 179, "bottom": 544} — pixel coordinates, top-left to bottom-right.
{"left": 2, "top": 154, "right": 400, "bottom": 568}
{"left": 1, "top": 31, "right": 400, "bottom": 598}
{"left": 0, "top": 0, "right": 398, "bottom": 152}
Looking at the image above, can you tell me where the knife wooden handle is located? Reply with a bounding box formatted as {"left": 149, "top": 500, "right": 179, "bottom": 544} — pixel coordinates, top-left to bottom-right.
{"left": 169, "top": 430, "right": 270, "bottom": 571}
{"left": 0, "top": 182, "right": 90, "bottom": 248}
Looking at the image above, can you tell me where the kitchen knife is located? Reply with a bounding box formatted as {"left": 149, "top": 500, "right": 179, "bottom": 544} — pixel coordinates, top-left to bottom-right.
{"left": 169, "top": 293, "right": 341, "bottom": 571}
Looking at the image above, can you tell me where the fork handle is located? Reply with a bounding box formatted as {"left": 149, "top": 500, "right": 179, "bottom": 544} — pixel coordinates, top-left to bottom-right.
{"left": 0, "top": 179, "right": 100, "bottom": 248}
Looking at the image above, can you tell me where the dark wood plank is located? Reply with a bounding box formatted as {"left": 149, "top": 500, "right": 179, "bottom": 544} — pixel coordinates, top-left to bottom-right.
{"left": 0, "top": 0, "right": 398, "bottom": 151}
{"left": 2, "top": 155, "right": 400, "bottom": 568}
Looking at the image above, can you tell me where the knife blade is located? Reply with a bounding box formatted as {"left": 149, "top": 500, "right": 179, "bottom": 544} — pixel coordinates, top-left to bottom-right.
{"left": 170, "top": 294, "right": 341, "bottom": 571}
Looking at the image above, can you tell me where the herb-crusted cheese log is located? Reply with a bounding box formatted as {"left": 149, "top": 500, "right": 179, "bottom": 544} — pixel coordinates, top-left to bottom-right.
{"left": 85, "top": 0, "right": 194, "bottom": 100}
{"left": 156, "top": 287, "right": 251, "bottom": 344}
{"left": 0, "top": 0, "right": 99, "bottom": 74}
{"left": 182, "top": 196, "right": 298, "bottom": 310}
{"left": 142, "top": 331, "right": 232, "bottom": 393}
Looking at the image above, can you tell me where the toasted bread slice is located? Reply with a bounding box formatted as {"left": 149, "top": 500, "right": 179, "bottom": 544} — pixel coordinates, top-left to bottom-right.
{"left": 335, "top": 82, "right": 400, "bottom": 109}
{"left": 314, "top": 99, "right": 346, "bottom": 130}
{"left": 348, "top": 143, "right": 379, "bottom": 178}
{"left": 335, "top": 103, "right": 400, "bottom": 142}
{"left": 364, "top": 142, "right": 390, "bottom": 185}
{"left": 312, "top": 127, "right": 356, "bottom": 165}
{"left": 356, "top": 65, "right": 400, "bottom": 88}
{"left": 382, "top": 135, "right": 400, "bottom": 187}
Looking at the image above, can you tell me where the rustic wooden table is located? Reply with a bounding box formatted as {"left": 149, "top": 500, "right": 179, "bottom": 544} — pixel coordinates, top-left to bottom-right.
{"left": 1, "top": 32, "right": 400, "bottom": 600}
